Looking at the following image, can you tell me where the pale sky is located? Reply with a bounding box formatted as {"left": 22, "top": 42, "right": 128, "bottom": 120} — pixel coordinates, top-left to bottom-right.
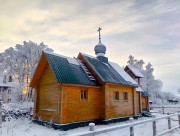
{"left": 0, "top": 0, "right": 180, "bottom": 94}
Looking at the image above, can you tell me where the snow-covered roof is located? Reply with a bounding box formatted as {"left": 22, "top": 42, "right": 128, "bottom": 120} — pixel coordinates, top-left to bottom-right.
{"left": 0, "top": 80, "right": 17, "bottom": 87}
{"left": 108, "top": 62, "right": 144, "bottom": 92}
{"left": 44, "top": 52, "right": 143, "bottom": 89}
{"left": 0, "top": 83, "right": 15, "bottom": 87}
{"left": 44, "top": 51, "right": 79, "bottom": 65}
{"left": 136, "top": 87, "right": 144, "bottom": 92}
{"left": 0, "top": 76, "right": 17, "bottom": 88}
{"left": 109, "top": 62, "right": 139, "bottom": 87}
{"left": 80, "top": 53, "right": 138, "bottom": 87}
{"left": 127, "top": 65, "right": 144, "bottom": 78}
{"left": 149, "top": 100, "right": 153, "bottom": 103}
{"left": 80, "top": 52, "right": 98, "bottom": 59}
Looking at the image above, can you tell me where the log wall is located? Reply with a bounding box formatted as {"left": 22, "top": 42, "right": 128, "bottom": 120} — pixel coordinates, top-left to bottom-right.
{"left": 142, "top": 96, "right": 149, "bottom": 111}
{"left": 135, "top": 91, "right": 140, "bottom": 113}
{"left": 35, "top": 64, "right": 61, "bottom": 123}
{"left": 60, "top": 85, "right": 104, "bottom": 124}
{"left": 104, "top": 84, "right": 135, "bottom": 119}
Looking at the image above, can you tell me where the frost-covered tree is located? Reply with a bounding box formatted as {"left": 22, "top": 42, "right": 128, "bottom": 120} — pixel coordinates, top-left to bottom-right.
{"left": 177, "top": 88, "right": 180, "bottom": 94}
{"left": 127, "top": 55, "right": 144, "bottom": 70}
{"left": 141, "top": 63, "right": 163, "bottom": 102}
{"left": 127, "top": 55, "right": 163, "bottom": 103}
{"left": 0, "top": 41, "right": 54, "bottom": 90}
{"left": 11, "top": 87, "right": 22, "bottom": 102}
{"left": 127, "top": 55, "right": 137, "bottom": 66}
{"left": 127, "top": 55, "right": 180, "bottom": 104}
{"left": 163, "top": 92, "right": 176, "bottom": 101}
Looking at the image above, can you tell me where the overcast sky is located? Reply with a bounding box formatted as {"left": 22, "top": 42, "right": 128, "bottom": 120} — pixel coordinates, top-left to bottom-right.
{"left": 0, "top": 0, "right": 180, "bottom": 94}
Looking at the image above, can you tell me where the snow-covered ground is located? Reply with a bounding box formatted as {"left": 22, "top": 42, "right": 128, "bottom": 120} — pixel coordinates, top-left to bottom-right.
{"left": 151, "top": 104, "right": 180, "bottom": 114}
{"left": 0, "top": 112, "right": 180, "bottom": 136}
{"left": 3, "top": 102, "right": 33, "bottom": 111}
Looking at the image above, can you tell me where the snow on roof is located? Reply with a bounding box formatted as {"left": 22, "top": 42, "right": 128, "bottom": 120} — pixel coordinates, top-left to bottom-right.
{"left": 67, "top": 58, "right": 79, "bottom": 65}
{"left": 109, "top": 62, "right": 138, "bottom": 85}
{"left": 0, "top": 82, "right": 16, "bottom": 87}
{"left": 149, "top": 100, "right": 153, "bottom": 103}
{"left": 0, "top": 79, "right": 17, "bottom": 87}
{"left": 136, "top": 87, "right": 144, "bottom": 92}
{"left": 44, "top": 51, "right": 79, "bottom": 65}
{"left": 0, "top": 76, "right": 17, "bottom": 88}
{"left": 80, "top": 53, "right": 99, "bottom": 61}
{"left": 80, "top": 52, "right": 95, "bottom": 59}
{"left": 128, "top": 65, "right": 144, "bottom": 78}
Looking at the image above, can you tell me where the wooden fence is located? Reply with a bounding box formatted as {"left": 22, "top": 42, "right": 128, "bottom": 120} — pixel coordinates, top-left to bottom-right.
{"left": 70, "top": 112, "right": 180, "bottom": 136}
{"left": 152, "top": 106, "right": 180, "bottom": 114}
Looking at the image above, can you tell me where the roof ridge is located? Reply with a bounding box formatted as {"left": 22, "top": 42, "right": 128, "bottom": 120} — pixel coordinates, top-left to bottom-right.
{"left": 44, "top": 51, "right": 79, "bottom": 65}
{"left": 44, "top": 51, "right": 71, "bottom": 59}
{"left": 80, "top": 52, "right": 96, "bottom": 59}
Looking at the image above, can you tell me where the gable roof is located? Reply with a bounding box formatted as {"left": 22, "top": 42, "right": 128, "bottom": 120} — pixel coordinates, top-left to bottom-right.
{"left": 109, "top": 62, "right": 137, "bottom": 85}
{"left": 79, "top": 53, "right": 138, "bottom": 87}
{"left": 126, "top": 65, "right": 144, "bottom": 78}
{"left": 109, "top": 62, "right": 143, "bottom": 92}
{"left": 30, "top": 52, "right": 98, "bottom": 87}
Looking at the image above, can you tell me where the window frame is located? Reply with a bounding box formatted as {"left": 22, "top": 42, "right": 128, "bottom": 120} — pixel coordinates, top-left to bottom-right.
{"left": 114, "top": 91, "right": 120, "bottom": 101}
{"left": 8, "top": 89, "right": 11, "bottom": 94}
{"left": 8, "top": 98, "right": 11, "bottom": 103}
{"left": 80, "top": 89, "right": 88, "bottom": 100}
{"left": 123, "top": 92, "right": 128, "bottom": 102}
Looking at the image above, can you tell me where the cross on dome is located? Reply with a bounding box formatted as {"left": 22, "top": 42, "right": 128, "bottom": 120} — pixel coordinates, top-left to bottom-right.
{"left": 94, "top": 27, "right": 107, "bottom": 56}
{"left": 97, "top": 27, "right": 102, "bottom": 42}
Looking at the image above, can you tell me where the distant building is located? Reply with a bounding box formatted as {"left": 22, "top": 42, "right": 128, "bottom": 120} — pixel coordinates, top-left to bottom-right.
{"left": 0, "top": 75, "right": 16, "bottom": 103}
{"left": 168, "top": 99, "right": 178, "bottom": 105}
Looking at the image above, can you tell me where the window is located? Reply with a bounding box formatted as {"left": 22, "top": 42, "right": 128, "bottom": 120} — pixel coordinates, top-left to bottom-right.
{"left": 8, "top": 89, "right": 11, "bottom": 94}
{"left": 123, "top": 92, "right": 128, "bottom": 101}
{"left": 8, "top": 76, "right": 13, "bottom": 82}
{"left": 114, "top": 91, "right": 119, "bottom": 100}
{"left": 80, "top": 90, "right": 88, "bottom": 100}
{"left": 8, "top": 98, "right": 11, "bottom": 103}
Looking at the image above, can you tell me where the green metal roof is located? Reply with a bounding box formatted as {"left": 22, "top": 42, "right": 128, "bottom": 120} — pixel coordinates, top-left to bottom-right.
{"left": 142, "top": 91, "right": 149, "bottom": 96}
{"left": 81, "top": 54, "right": 137, "bottom": 87}
{"left": 44, "top": 52, "right": 98, "bottom": 86}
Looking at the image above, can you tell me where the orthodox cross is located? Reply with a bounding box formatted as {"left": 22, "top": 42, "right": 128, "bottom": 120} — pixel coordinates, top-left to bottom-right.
{"left": 97, "top": 27, "right": 102, "bottom": 42}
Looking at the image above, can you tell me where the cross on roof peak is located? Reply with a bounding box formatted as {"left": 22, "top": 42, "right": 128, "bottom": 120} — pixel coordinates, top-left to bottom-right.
{"left": 97, "top": 27, "right": 102, "bottom": 42}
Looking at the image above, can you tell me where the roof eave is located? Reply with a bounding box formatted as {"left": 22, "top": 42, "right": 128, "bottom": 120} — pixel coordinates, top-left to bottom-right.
{"left": 30, "top": 51, "right": 49, "bottom": 88}
{"left": 106, "top": 82, "right": 138, "bottom": 88}
{"left": 59, "top": 83, "right": 101, "bottom": 88}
